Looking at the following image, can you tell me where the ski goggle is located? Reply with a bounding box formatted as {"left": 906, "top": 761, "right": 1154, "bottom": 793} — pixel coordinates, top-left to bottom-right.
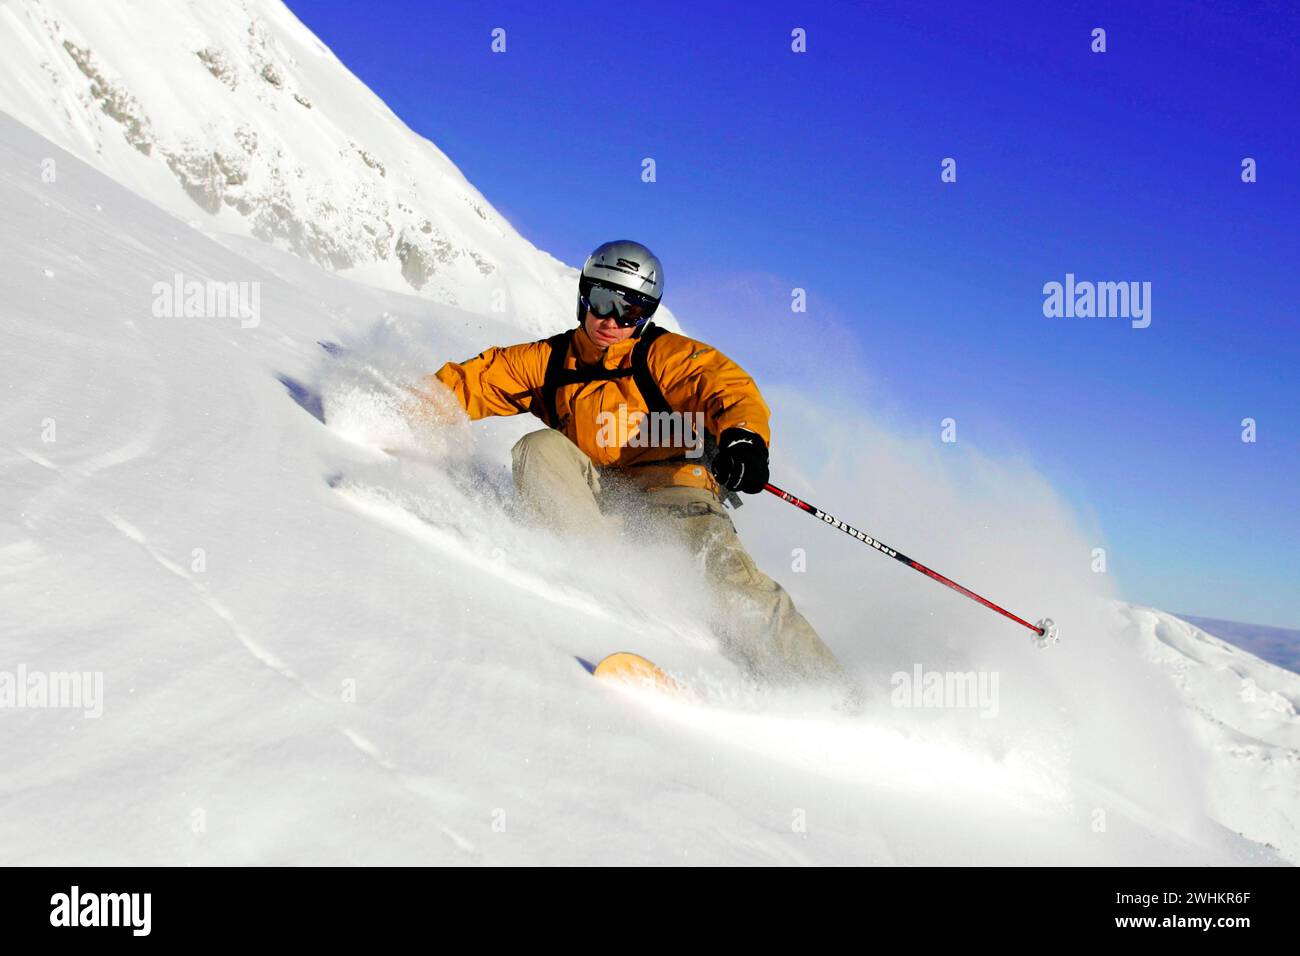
{"left": 582, "top": 283, "right": 659, "bottom": 327}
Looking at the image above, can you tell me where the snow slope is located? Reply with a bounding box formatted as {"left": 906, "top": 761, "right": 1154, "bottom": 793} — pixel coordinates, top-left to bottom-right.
{"left": 1125, "top": 607, "right": 1299, "bottom": 860}
{"left": 1, "top": 109, "right": 1295, "bottom": 865}
{"left": 1178, "top": 615, "right": 1300, "bottom": 675}
{"left": 0, "top": 0, "right": 646, "bottom": 336}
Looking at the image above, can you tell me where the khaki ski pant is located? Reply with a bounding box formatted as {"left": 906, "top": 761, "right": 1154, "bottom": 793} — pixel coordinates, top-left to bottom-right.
{"left": 511, "top": 428, "right": 844, "bottom": 686}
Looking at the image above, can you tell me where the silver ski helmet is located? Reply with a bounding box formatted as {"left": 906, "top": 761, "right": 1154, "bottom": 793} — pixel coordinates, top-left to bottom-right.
{"left": 577, "top": 239, "right": 664, "bottom": 331}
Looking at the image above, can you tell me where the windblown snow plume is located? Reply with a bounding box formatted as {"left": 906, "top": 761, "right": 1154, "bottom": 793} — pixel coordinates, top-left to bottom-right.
{"left": 318, "top": 318, "right": 474, "bottom": 463}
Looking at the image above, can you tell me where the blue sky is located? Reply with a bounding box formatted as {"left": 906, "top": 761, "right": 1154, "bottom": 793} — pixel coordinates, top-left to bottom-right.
{"left": 284, "top": 0, "right": 1299, "bottom": 628}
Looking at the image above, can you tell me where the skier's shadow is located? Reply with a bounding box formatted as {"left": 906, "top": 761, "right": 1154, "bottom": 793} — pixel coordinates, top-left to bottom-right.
{"left": 276, "top": 373, "right": 325, "bottom": 423}
{"left": 276, "top": 342, "right": 346, "bottom": 424}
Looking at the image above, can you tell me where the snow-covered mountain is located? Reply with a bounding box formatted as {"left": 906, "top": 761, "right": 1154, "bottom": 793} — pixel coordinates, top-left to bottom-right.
{"left": 1121, "top": 606, "right": 1298, "bottom": 861}
{"left": 1178, "top": 615, "right": 1300, "bottom": 675}
{"left": 0, "top": 0, "right": 604, "bottom": 336}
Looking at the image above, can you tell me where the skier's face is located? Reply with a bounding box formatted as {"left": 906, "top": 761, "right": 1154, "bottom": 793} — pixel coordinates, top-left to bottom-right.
{"left": 583, "top": 311, "right": 636, "bottom": 347}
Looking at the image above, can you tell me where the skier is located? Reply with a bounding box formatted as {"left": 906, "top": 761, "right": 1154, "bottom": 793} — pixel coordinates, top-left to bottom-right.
{"left": 414, "top": 240, "right": 846, "bottom": 688}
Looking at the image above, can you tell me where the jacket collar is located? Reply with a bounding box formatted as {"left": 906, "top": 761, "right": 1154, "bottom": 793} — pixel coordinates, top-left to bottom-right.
{"left": 573, "top": 323, "right": 639, "bottom": 369}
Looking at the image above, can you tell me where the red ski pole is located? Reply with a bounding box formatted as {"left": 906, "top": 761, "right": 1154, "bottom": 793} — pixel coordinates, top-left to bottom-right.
{"left": 764, "top": 482, "right": 1059, "bottom": 646}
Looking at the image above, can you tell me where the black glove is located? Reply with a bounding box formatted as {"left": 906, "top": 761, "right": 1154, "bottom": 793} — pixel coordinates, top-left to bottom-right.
{"left": 711, "top": 428, "right": 769, "bottom": 494}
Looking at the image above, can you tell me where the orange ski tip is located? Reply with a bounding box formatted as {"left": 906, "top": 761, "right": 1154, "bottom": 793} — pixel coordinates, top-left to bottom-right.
{"left": 592, "top": 652, "right": 683, "bottom": 695}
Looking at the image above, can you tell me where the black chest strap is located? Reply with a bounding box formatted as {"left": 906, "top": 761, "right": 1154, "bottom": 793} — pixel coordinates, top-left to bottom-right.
{"left": 538, "top": 323, "right": 741, "bottom": 508}
{"left": 540, "top": 323, "right": 671, "bottom": 428}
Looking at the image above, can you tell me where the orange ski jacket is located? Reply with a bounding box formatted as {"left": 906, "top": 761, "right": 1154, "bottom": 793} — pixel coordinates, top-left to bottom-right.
{"left": 427, "top": 323, "right": 771, "bottom": 495}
